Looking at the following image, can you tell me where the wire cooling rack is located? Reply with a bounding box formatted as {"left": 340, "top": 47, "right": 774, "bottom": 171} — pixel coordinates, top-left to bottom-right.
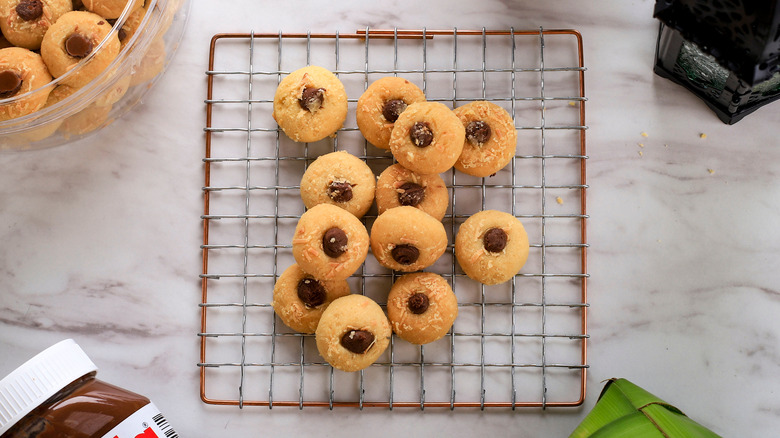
{"left": 201, "top": 28, "right": 588, "bottom": 409}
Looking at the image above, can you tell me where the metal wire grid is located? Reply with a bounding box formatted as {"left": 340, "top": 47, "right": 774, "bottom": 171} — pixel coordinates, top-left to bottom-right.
{"left": 201, "top": 28, "right": 588, "bottom": 409}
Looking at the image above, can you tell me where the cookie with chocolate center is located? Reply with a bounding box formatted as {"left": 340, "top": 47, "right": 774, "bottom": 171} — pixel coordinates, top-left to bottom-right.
{"left": 272, "top": 263, "right": 351, "bottom": 333}
{"left": 356, "top": 76, "right": 426, "bottom": 150}
{"left": 292, "top": 203, "right": 369, "bottom": 281}
{"left": 453, "top": 101, "right": 517, "bottom": 177}
{"left": 273, "top": 65, "right": 348, "bottom": 143}
{"left": 0, "top": 47, "right": 52, "bottom": 121}
{"left": 387, "top": 272, "right": 458, "bottom": 345}
{"left": 389, "top": 101, "right": 465, "bottom": 175}
{"left": 455, "top": 210, "right": 529, "bottom": 285}
{"left": 369, "top": 206, "right": 447, "bottom": 272}
{"left": 40, "top": 11, "right": 120, "bottom": 88}
{"left": 300, "top": 150, "right": 376, "bottom": 219}
{"left": 375, "top": 163, "right": 448, "bottom": 221}
{"left": 315, "top": 294, "right": 391, "bottom": 372}
{"left": 0, "top": 0, "right": 73, "bottom": 50}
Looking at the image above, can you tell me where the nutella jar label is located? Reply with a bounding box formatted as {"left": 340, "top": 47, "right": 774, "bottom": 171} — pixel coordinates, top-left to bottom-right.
{"left": 101, "top": 403, "right": 178, "bottom": 438}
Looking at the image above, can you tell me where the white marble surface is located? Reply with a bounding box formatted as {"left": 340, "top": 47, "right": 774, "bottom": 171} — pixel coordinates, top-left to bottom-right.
{"left": 2, "top": 0, "right": 780, "bottom": 436}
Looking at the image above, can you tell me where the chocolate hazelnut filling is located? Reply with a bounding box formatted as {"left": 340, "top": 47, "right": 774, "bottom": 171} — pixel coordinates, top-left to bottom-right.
{"left": 483, "top": 227, "right": 508, "bottom": 253}
{"left": 391, "top": 244, "right": 419, "bottom": 265}
{"left": 16, "top": 0, "right": 43, "bottom": 21}
{"left": 65, "top": 33, "right": 93, "bottom": 58}
{"left": 410, "top": 121, "right": 433, "bottom": 147}
{"left": 322, "top": 227, "right": 348, "bottom": 258}
{"left": 382, "top": 99, "right": 407, "bottom": 123}
{"left": 397, "top": 182, "right": 425, "bottom": 207}
{"left": 466, "top": 120, "right": 492, "bottom": 146}
{"left": 296, "top": 277, "right": 327, "bottom": 308}
{"left": 327, "top": 180, "right": 354, "bottom": 203}
{"left": 299, "top": 86, "right": 325, "bottom": 112}
{"left": 341, "top": 329, "right": 375, "bottom": 354}
{"left": 0, "top": 70, "right": 22, "bottom": 99}
{"left": 407, "top": 292, "right": 429, "bottom": 314}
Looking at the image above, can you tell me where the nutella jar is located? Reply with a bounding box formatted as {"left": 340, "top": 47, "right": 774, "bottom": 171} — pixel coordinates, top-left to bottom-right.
{"left": 0, "top": 339, "right": 177, "bottom": 438}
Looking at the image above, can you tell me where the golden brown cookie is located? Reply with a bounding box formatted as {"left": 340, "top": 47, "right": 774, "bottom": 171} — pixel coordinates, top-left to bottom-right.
{"left": 83, "top": 0, "right": 142, "bottom": 19}
{"left": 272, "top": 263, "right": 351, "bottom": 334}
{"left": 113, "top": 4, "right": 145, "bottom": 50}
{"left": 292, "top": 203, "right": 369, "bottom": 281}
{"left": 59, "top": 101, "right": 111, "bottom": 137}
{"left": 375, "top": 163, "right": 448, "bottom": 221}
{"left": 0, "top": 47, "right": 52, "bottom": 121}
{"left": 455, "top": 210, "right": 529, "bottom": 285}
{"left": 0, "top": 81, "right": 74, "bottom": 145}
{"left": 369, "top": 206, "right": 447, "bottom": 272}
{"left": 315, "top": 294, "right": 391, "bottom": 372}
{"left": 93, "top": 68, "right": 130, "bottom": 106}
{"left": 389, "top": 101, "right": 465, "bottom": 175}
{"left": 453, "top": 101, "right": 518, "bottom": 177}
{"left": 356, "top": 76, "right": 426, "bottom": 150}
{"left": 40, "top": 82, "right": 110, "bottom": 138}
{"left": 387, "top": 272, "right": 457, "bottom": 345}
{"left": 273, "top": 65, "right": 348, "bottom": 143}
{"left": 40, "top": 11, "right": 120, "bottom": 88}
{"left": 128, "top": 35, "right": 164, "bottom": 87}
{"left": 0, "top": 0, "right": 73, "bottom": 50}
{"left": 300, "top": 150, "right": 376, "bottom": 219}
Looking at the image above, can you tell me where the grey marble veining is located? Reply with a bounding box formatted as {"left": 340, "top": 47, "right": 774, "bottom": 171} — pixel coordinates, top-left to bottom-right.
{"left": 1, "top": 0, "right": 779, "bottom": 436}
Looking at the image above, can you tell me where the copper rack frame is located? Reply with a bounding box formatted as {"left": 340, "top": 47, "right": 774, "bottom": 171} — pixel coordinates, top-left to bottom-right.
{"left": 201, "top": 28, "right": 588, "bottom": 409}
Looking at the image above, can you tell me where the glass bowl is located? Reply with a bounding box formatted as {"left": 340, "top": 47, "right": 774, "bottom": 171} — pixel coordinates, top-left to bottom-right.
{"left": 0, "top": 0, "right": 190, "bottom": 151}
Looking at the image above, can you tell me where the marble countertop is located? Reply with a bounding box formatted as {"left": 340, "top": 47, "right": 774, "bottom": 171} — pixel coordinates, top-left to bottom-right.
{"left": 2, "top": 0, "right": 779, "bottom": 436}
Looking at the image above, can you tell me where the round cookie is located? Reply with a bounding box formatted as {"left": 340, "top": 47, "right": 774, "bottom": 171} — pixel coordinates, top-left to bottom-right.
{"left": 40, "top": 82, "right": 110, "bottom": 138}
{"left": 0, "top": 47, "right": 52, "bottom": 121}
{"left": 389, "top": 101, "right": 465, "bottom": 175}
{"left": 128, "top": 35, "right": 165, "bottom": 86}
{"left": 369, "top": 206, "right": 447, "bottom": 272}
{"left": 356, "top": 76, "right": 426, "bottom": 150}
{"left": 93, "top": 68, "right": 130, "bottom": 106}
{"left": 455, "top": 210, "right": 530, "bottom": 285}
{"left": 387, "top": 272, "right": 458, "bottom": 345}
{"left": 453, "top": 101, "right": 518, "bottom": 177}
{"left": 376, "top": 164, "right": 448, "bottom": 221}
{"left": 59, "top": 101, "right": 111, "bottom": 137}
{"left": 315, "top": 294, "right": 391, "bottom": 372}
{"left": 272, "top": 263, "right": 351, "bottom": 334}
{"left": 40, "top": 10, "right": 121, "bottom": 88}
{"left": 292, "top": 203, "right": 369, "bottom": 281}
{"left": 83, "top": 0, "right": 142, "bottom": 19}
{"left": 273, "top": 65, "right": 348, "bottom": 143}
{"left": 0, "top": 0, "right": 73, "bottom": 50}
{"left": 300, "top": 150, "right": 376, "bottom": 219}
{"left": 112, "top": 5, "right": 146, "bottom": 50}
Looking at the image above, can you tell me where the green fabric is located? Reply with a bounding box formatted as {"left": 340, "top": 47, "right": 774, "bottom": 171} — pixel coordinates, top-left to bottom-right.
{"left": 569, "top": 379, "right": 721, "bottom": 438}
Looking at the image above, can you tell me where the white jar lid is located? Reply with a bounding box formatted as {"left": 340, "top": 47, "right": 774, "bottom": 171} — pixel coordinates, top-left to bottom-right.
{"left": 0, "top": 339, "right": 98, "bottom": 434}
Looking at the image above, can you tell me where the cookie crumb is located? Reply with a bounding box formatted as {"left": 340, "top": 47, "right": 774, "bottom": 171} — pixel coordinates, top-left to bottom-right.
{"left": 568, "top": 101, "right": 577, "bottom": 106}
{"left": 707, "top": 168, "right": 715, "bottom": 174}
{"left": 699, "top": 133, "right": 707, "bottom": 139}
{"left": 664, "top": 144, "right": 669, "bottom": 148}
{"left": 556, "top": 196, "right": 563, "bottom": 205}
{"left": 640, "top": 131, "right": 649, "bottom": 137}
{"left": 638, "top": 142, "right": 644, "bottom": 148}
{"left": 638, "top": 150, "right": 643, "bottom": 157}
